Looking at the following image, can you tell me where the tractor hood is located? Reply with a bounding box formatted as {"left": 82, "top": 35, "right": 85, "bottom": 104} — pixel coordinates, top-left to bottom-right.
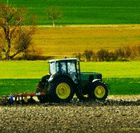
{"left": 81, "top": 71, "right": 101, "bottom": 75}
{"left": 81, "top": 71, "right": 102, "bottom": 80}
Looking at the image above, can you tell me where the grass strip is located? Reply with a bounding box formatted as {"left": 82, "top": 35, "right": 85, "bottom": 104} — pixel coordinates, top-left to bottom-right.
{"left": 0, "top": 78, "right": 139, "bottom": 96}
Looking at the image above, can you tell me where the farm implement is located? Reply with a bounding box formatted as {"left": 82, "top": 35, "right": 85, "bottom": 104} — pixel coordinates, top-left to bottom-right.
{"left": 1, "top": 58, "right": 109, "bottom": 105}
{"left": 1, "top": 93, "right": 46, "bottom": 105}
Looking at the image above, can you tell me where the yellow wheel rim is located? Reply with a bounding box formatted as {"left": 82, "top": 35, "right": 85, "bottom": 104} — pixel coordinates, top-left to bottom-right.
{"left": 56, "top": 83, "right": 71, "bottom": 99}
{"left": 94, "top": 85, "right": 105, "bottom": 98}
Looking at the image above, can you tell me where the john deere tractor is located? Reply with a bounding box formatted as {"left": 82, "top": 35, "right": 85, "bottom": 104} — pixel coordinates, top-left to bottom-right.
{"left": 36, "top": 58, "right": 109, "bottom": 103}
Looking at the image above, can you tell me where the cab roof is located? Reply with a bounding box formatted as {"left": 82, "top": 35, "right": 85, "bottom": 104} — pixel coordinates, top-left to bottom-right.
{"left": 49, "top": 58, "right": 79, "bottom": 63}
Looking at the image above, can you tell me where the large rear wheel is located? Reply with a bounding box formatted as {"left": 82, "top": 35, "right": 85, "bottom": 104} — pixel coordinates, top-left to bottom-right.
{"left": 49, "top": 78, "right": 74, "bottom": 103}
{"left": 90, "top": 82, "right": 108, "bottom": 101}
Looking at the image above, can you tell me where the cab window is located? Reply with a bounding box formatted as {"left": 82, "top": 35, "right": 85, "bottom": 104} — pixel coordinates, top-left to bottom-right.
{"left": 67, "top": 61, "right": 76, "bottom": 74}
{"left": 50, "top": 62, "right": 59, "bottom": 74}
{"left": 60, "top": 62, "right": 66, "bottom": 73}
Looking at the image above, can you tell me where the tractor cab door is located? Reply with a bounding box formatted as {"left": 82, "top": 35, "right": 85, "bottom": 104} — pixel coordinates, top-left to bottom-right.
{"left": 59, "top": 60, "right": 79, "bottom": 83}
{"left": 60, "top": 62, "right": 67, "bottom": 73}
{"left": 67, "top": 61, "right": 77, "bottom": 79}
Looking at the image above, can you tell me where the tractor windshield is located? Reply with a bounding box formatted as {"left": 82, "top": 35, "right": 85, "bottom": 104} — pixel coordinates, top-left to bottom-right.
{"left": 60, "top": 62, "right": 67, "bottom": 73}
{"left": 50, "top": 62, "right": 59, "bottom": 74}
{"left": 67, "top": 61, "right": 76, "bottom": 74}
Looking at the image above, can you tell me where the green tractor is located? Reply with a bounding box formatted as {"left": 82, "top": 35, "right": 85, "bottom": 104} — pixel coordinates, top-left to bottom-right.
{"left": 36, "top": 58, "right": 109, "bottom": 103}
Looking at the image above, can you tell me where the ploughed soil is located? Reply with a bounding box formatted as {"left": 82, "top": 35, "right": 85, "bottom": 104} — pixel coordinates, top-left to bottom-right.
{"left": 0, "top": 95, "right": 140, "bottom": 133}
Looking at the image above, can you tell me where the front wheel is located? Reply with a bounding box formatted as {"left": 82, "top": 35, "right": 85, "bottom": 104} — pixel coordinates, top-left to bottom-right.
{"left": 90, "top": 82, "right": 108, "bottom": 101}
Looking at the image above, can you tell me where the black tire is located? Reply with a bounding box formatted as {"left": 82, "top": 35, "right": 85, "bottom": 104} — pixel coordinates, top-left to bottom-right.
{"left": 90, "top": 81, "right": 108, "bottom": 101}
{"left": 49, "top": 77, "right": 74, "bottom": 103}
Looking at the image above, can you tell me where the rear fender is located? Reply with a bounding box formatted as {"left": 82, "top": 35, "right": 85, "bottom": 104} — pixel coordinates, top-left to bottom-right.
{"left": 49, "top": 74, "right": 75, "bottom": 85}
{"left": 48, "top": 73, "right": 77, "bottom": 84}
{"left": 41, "top": 74, "right": 50, "bottom": 84}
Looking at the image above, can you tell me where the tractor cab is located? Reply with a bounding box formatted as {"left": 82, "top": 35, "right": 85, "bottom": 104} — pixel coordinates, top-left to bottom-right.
{"left": 48, "top": 58, "right": 80, "bottom": 83}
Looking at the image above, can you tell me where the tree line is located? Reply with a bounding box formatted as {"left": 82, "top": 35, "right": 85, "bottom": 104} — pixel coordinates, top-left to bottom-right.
{"left": 73, "top": 45, "right": 140, "bottom": 62}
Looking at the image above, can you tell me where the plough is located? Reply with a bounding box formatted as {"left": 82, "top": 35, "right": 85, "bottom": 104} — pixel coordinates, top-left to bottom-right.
{"left": 1, "top": 92, "right": 46, "bottom": 105}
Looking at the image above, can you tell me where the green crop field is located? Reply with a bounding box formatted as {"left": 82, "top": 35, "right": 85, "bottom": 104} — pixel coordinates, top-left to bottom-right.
{"left": 0, "top": 61, "right": 140, "bottom": 96}
{"left": 1, "top": 0, "right": 140, "bottom": 25}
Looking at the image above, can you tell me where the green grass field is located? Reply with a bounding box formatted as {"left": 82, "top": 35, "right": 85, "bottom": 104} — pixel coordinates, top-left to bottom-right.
{"left": 0, "top": 61, "right": 140, "bottom": 78}
{"left": 0, "top": 61, "right": 140, "bottom": 96}
{"left": 1, "top": 0, "right": 140, "bottom": 25}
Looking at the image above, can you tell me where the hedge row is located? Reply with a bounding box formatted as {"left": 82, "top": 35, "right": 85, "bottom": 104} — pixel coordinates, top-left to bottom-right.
{"left": 1, "top": 45, "right": 140, "bottom": 61}
{"left": 73, "top": 45, "right": 140, "bottom": 61}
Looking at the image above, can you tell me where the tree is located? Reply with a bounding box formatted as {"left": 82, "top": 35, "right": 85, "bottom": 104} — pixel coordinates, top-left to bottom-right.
{"left": 0, "top": 3, "right": 35, "bottom": 60}
{"left": 45, "top": 6, "right": 63, "bottom": 27}
{"left": 83, "top": 50, "right": 94, "bottom": 61}
{"left": 97, "top": 49, "right": 110, "bottom": 61}
{"left": 0, "top": 49, "right": 2, "bottom": 59}
{"left": 115, "top": 48, "right": 125, "bottom": 61}
{"left": 123, "top": 46, "right": 131, "bottom": 59}
{"left": 12, "top": 27, "right": 34, "bottom": 59}
{"left": 137, "top": 45, "right": 140, "bottom": 55}
{"left": 73, "top": 52, "right": 82, "bottom": 61}
{"left": 109, "top": 52, "right": 117, "bottom": 61}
